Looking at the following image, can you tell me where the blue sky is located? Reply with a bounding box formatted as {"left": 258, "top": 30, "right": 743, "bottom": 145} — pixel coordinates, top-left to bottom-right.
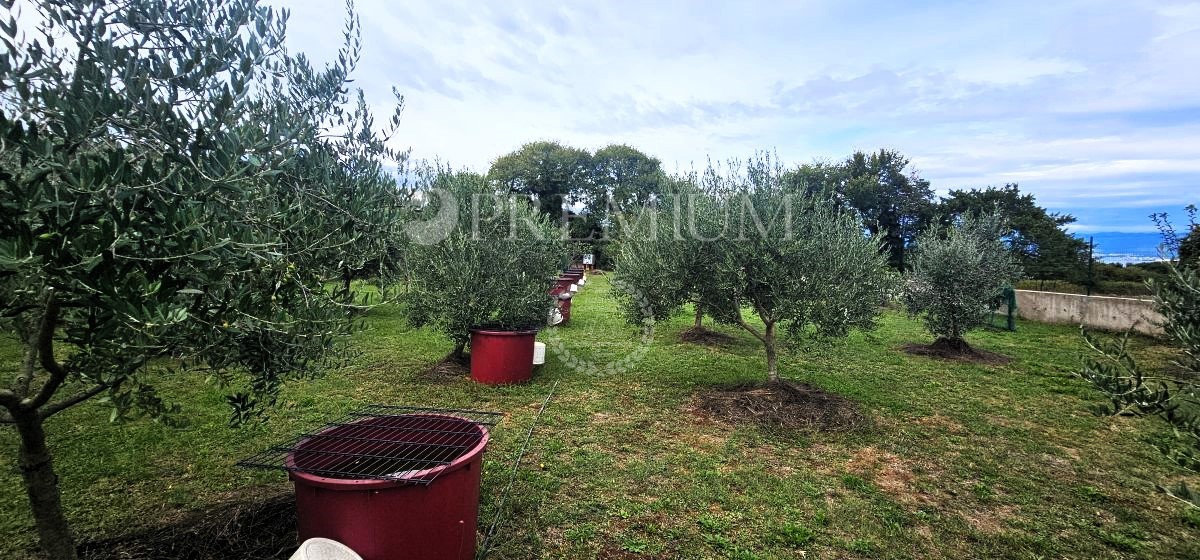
{"left": 275, "top": 0, "right": 1200, "bottom": 232}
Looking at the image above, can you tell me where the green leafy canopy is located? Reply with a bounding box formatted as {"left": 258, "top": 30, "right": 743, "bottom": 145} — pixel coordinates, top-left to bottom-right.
{"left": 1080, "top": 210, "right": 1200, "bottom": 508}
{"left": 614, "top": 153, "right": 896, "bottom": 381}
{"left": 403, "top": 167, "right": 566, "bottom": 354}
{"left": 902, "top": 212, "right": 1023, "bottom": 344}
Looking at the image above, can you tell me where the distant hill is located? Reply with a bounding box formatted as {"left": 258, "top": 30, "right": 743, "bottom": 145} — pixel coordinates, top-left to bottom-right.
{"left": 1081, "top": 232, "right": 1166, "bottom": 263}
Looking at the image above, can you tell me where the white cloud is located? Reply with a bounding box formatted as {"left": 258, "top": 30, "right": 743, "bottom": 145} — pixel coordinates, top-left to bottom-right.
{"left": 272, "top": 0, "right": 1200, "bottom": 229}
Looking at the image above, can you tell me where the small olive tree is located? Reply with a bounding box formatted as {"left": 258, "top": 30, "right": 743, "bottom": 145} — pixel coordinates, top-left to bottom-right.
{"left": 404, "top": 169, "right": 565, "bottom": 360}
{"left": 0, "top": 2, "right": 404, "bottom": 558}
{"left": 615, "top": 155, "right": 895, "bottom": 382}
{"left": 902, "top": 213, "right": 1021, "bottom": 352}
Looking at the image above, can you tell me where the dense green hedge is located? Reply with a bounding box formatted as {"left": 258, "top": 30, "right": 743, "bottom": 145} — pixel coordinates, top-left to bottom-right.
{"left": 1017, "top": 279, "right": 1151, "bottom": 297}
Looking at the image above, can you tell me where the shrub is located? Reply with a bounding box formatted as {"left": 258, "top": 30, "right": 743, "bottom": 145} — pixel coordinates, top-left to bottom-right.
{"left": 902, "top": 213, "right": 1022, "bottom": 350}
{"left": 1181, "top": 226, "right": 1200, "bottom": 269}
{"left": 611, "top": 176, "right": 733, "bottom": 330}
{"left": 1015, "top": 279, "right": 1152, "bottom": 297}
{"left": 403, "top": 169, "right": 566, "bottom": 359}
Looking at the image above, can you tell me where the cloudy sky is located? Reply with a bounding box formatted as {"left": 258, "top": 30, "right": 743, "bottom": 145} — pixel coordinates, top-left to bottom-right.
{"left": 275, "top": 0, "right": 1200, "bottom": 232}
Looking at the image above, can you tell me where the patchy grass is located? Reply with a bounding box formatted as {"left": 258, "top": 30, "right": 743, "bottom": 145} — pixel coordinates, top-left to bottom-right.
{"left": 1, "top": 275, "right": 1198, "bottom": 558}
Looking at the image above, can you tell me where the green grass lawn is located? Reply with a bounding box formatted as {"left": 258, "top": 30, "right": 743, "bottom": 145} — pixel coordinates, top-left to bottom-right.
{"left": 2, "top": 274, "right": 1198, "bottom": 558}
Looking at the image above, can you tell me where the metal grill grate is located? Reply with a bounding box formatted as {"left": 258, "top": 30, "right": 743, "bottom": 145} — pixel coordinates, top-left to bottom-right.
{"left": 237, "top": 405, "right": 503, "bottom": 485}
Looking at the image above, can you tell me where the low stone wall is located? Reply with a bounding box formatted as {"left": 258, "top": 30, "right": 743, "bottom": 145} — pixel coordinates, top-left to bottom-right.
{"left": 1014, "top": 290, "right": 1163, "bottom": 336}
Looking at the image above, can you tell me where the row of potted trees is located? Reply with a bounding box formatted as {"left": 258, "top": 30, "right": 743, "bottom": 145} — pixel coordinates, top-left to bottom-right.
{"left": 402, "top": 170, "right": 587, "bottom": 385}
{"left": 472, "top": 264, "right": 586, "bottom": 384}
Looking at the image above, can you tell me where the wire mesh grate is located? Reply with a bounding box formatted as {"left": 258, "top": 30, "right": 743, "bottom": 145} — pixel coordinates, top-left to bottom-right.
{"left": 237, "top": 405, "right": 503, "bottom": 485}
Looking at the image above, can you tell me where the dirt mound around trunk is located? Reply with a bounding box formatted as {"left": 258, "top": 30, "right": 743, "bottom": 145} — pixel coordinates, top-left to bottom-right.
{"left": 902, "top": 338, "right": 1010, "bottom": 365}
{"left": 694, "top": 380, "right": 868, "bottom": 432}
{"left": 421, "top": 352, "right": 471, "bottom": 379}
{"left": 679, "top": 326, "right": 737, "bottom": 347}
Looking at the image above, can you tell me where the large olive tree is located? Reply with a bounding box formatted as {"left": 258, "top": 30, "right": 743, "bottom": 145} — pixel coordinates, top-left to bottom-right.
{"left": 901, "top": 213, "right": 1022, "bottom": 352}
{"left": 615, "top": 155, "right": 895, "bottom": 382}
{"left": 0, "top": 1, "right": 404, "bottom": 558}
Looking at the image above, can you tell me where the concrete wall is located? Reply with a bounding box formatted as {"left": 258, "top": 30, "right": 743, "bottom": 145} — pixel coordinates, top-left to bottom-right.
{"left": 1013, "top": 290, "right": 1163, "bottom": 336}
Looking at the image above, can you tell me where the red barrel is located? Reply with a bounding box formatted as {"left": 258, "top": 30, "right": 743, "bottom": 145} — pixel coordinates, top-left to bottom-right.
{"left": 469, "top": 329, "right": 536, "bottom": 385}
{"left": 551, "top": 276, "right": 574, "bottom": 295}
{"left": 289, "top": 414, "right": 490, "bottom": 560}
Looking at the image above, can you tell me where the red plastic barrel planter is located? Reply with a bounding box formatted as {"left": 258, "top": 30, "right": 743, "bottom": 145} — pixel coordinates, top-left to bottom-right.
{"left": 288, "top": 414, "right": 490, "bottom": 560}
{"left": 551, "top": 276, "right": 574, "bottom": 295}
{"left": 469, "top": 329, "right": 536, "bottom": 385}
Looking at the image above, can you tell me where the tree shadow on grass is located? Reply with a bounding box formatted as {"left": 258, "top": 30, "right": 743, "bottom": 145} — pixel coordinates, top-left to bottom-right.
{"left": 419, "top": 352, "right": 471, "bottom": 382}
{"left": 78, "top": 492, "right": 297, "bottom": 560}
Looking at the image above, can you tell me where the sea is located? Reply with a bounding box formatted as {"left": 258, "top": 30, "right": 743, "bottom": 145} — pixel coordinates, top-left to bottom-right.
{"left": 1084, "top": 232, "right": 1168, "bottom": 264}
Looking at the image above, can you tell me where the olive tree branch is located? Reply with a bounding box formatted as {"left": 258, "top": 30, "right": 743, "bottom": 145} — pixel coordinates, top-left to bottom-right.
{"left": 40, "top": 383, "right": 111, "bottom": 420}
{"left": 25, "top": 297, "right": 69, "bottom": 412}
{"left": 732, "top": 297, "right": 766, "bottom": 344}
{"left": 0, "top": 389, "right": 21, "bottom": 417}
{"left": 15, "top": 333, "right": 36, "bottom": 397}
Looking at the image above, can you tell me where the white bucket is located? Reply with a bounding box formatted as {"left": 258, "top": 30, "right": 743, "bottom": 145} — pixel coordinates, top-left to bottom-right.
{"left": 533, "top": 341, "right": 546, "bottom": 365}
{"left": 289, "top": 538, "right": 363, "bottom": 560}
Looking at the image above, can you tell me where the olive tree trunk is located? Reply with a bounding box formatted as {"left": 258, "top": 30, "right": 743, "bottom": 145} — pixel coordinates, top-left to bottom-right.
{"left": 764, "top": 321, "right": 779, "bottom": 383}
{"left": 14, "top": 411, "right": 76, "bottom": 560}
{"left": 694, "top": 306, "right": 704, "bottom": 328}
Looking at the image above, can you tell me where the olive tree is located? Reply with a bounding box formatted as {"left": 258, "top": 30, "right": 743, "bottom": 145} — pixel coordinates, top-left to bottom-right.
{"left": 615, "top": 155, "right": 895, "bottom": 382}
{"left": 901, "top": 213, "right": 1021, "bottom": 352}
{"left": 611, "top": 172, "right": 732, "bottom": 330}
{"left": 1158, "top": 205, "right": 1199, "bottom": 269}
{"left": 0, "top": 1, "right": 404, "bottom": 558}
{"left": 404, "top": 169, "right": 565, "bottom": 360}
{"left": 1081, "top": 213, "right": 1200, "bottom": 508}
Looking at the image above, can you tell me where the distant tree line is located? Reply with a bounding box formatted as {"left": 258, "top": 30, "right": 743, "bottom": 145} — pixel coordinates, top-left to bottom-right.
{"left": 487, "top": 143, "right": 1096, "bottom": 280}
{"left": 486, "top": 141, "right": 670, "bottom": 265}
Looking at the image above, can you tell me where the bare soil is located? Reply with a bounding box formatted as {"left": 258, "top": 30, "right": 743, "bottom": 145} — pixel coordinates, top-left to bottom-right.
{"left": 77, "top": 492, "right": 297, "bottom": 560}
{"left": 694, "top": 380, "right": 869, "bottom": 432}
{"left": 679, "top": 326, "right": 737, "bottom": 347}
{"left": 901, "top": 338, "right": 1011, "bottom": 365}
{"left": 420, "top": 352, "right": 471, "bottom": 379}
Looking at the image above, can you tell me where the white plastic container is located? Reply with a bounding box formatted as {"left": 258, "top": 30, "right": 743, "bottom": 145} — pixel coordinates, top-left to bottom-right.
{"left": 289, "top": 538, "right": 363, "bottom": 560}
{"left": 533, "top": 341, "right": 546, "bottom": 365}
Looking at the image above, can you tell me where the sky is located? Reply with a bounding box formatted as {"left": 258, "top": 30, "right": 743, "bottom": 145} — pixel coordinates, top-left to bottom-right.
{"left": 273, "top": 0, "right": 1200, "bottom": 233}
